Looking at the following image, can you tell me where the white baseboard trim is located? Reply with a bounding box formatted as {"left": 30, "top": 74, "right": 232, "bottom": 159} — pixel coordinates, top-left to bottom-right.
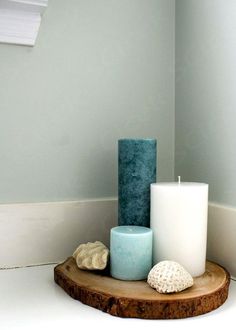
{"left": 0, "top": 199, "right": 235, "bottom": 278}
{"left": 207, "top": 202, "right": 236, "bottom": 279}
{"left": 0, "top": 198, "right": 117, "bottom": 268}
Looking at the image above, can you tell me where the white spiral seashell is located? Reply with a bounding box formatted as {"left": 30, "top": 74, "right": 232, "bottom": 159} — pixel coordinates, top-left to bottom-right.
{"left": 147, "top": 261, "right": 194, "bottom": 293}
{"left": 73, "top": 241, "right": 109, "bottom": 270}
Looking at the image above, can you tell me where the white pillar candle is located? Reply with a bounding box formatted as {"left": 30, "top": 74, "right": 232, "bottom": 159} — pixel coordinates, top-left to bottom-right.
{"left": 151, "top": 178, "right": 208, "bottom": 277}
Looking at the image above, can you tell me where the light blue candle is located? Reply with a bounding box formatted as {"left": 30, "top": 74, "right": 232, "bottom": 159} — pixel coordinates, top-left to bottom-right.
{"left": 110, "top": 226, "right": 153, "bottom": 280}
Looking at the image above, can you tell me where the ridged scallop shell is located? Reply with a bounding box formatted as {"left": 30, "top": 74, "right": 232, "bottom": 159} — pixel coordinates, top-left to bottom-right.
{"left": 73, "top": 241, "right": 109, "bottom": 270}
{"left": 147, "top": 261, "right": 194, "bottom": 293}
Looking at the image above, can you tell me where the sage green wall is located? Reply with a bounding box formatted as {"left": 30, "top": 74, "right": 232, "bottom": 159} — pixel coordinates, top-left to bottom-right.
{"left": 175, "top": 0, "right": 236, "bottom": 205}
{"left": 0, "top": 0, "right": 175, "bottom": 203}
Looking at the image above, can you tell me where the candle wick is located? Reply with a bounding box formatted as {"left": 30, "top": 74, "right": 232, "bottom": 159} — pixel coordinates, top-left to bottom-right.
{"left": 178, "top": 176, "right": 181, "bottom": 184}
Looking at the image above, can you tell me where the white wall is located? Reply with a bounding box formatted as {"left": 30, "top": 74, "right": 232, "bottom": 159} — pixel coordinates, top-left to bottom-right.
{"left": 175, "top": 0, "right": 236, "bottom": 206}
{"left": 0, "top": 0, "right": 175, "bottom": 203}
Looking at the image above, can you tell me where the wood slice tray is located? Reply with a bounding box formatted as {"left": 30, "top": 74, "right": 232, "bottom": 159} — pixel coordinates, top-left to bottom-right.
{"left": 54, "top": 257, "right": 230, "bottom": 319}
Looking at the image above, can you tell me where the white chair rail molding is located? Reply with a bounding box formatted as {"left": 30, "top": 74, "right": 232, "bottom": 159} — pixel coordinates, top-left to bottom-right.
{"left": 0, "top": 0, "right": 48, "bottom": 46}
{"left": 0, "top": 199, "right": 235, "bottom": 280}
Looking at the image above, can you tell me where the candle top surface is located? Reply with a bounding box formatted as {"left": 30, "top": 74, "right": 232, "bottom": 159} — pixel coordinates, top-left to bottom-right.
{"left": 152, "top": 182, "right": 208, "bottom": 188}
{"left": 118, "top": 138, "right": 156, "bottom": 142}
{"left": 111, "top": 226, "right": 152, "bottom": 235}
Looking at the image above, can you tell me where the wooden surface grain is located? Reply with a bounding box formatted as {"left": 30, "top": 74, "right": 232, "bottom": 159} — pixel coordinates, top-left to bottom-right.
{"left": 54, "top": 257, "right": 230, "bottom": 319}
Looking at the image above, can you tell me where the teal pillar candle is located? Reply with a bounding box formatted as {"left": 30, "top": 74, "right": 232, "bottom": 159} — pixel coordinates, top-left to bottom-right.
{"left": 110, "top": 226, "right": 153, "bottom": 280}
{"left": 118, "top": 138, "right": 157, "bottom": 227}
